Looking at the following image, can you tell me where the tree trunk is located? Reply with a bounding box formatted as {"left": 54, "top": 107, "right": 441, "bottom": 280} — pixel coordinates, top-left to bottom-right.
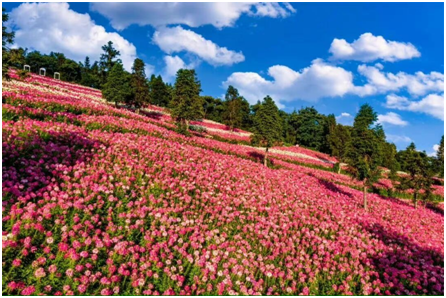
{"left": 264, "top": 147, "right": 269, "bottom": 167}
{"left": 115, "top": 102, "right": 118, "bottom": 108}
{"left": 414, "top": 192, "right": 418, "bottom": 209}
{"left": 338, "top": 165, "right": 341, "bottom": 174}
{"left": 363, "top": 183, "right": 368, "bottom": 212}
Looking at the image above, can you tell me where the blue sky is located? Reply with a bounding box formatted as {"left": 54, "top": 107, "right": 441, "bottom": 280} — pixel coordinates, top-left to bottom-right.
{"left": 3, "top": 2, "right": 444, "bottom": 153}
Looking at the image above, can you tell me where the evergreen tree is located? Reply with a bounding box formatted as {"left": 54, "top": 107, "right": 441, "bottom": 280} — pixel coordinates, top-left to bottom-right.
{"left": 202, "top": 96, "right": 225, "bottom": 122}
{"left": 131, "top": 58, "right": 150, "bottom": 110}
{"left": 100, "top": 41, "right": 121, "bottom": 71}
{"left": 293, "top": 107, "right": 325, "bottom": 150}
{"left": 328, "top": 124, "right": 352, "bottom": 163}
{"left": 239, "top": 97, "right": 252, "bottom": 130}
{"left": 398, "top": 143, "right": 434, "bottom": 208}
{"left": 80, "top": 56, "right": 97, "bottom": 87}
{"left": 382, "top": 142, "right": 400, "bottom": 181}
{"left": 320, "top": 114, "right": 336, "bottom": 154}
{"left": 2, "top": 8, "right": 15, "bottom": 80}
{"left": 436, "top": 135, "right": 444, "bottom": 177}
{"left": 222, "top": 85, "right": 243, "bottom": 130}
{"left": 149, "top": 75, "right": 171, "bottom": 107}
{"left": 171, "top": 69, "right": 204, "bottom": 132}
{"left": 99, "top": 41, "right": 121, "bottom": 86}
{"left": 347, "top": 104, "right": 383, "bottom": 211}
{"left": 102, "top": 62, "right": 133, "bottom": 107}
{"left": 251, "top": 96, "right": 283, "bottom": 166}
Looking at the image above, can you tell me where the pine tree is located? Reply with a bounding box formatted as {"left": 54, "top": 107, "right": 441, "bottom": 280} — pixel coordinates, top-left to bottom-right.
{"left": 320, "top": 114, "right": 336, "bottom": 154}
{"left": 149, "top": 75, "right": 171, "bottom": 107}
{"left": 131, "top": 58, "right": 149, "bottom": 110}
{"left": 222, "top": 85, "right": 243, "bottom": 131}
{"left": 251, "top": 96, "right": 283, "bottom": 166}
{"left": 328, "top": 124, "right": 352, "bottom": 163}
{"left": 2, "top": 8, "right": 15, "bottom": 80}
{"left": 293, "top": 107, "right": 325, "bottom": 150}
{"left": 99, "top": 41, "right": 121, "bottom": 86}
{"left": 347, "top": 104, "right": 383, "bottom": 211}
{"left": 398, "top": 143, "right": 433, "bottom": 208}
{"left": 102, "top": 62, "right": 133, "bottom": 108}
{"left": 436, "top": 135, "right": 444, "bottom": 177}
{"left": 171, "top": 69, "right": 204, "bottom": 132}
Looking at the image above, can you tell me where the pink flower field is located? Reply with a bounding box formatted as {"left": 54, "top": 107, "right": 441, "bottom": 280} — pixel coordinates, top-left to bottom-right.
{"left": 2, "top": 73, "right": 444, "bottom": 295}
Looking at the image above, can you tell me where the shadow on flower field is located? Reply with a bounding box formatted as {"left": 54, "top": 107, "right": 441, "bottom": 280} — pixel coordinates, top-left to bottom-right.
{"left": 313, "top": 176, "right": 354, "bottom": 199}
{"left": 2, "top": 123, "right": 104, "bottom": 206}
{"left": 359, "top": 222, "right": 444, "bottom": 295}
{"left": 140, "top": 110, "right": 164, "bottom": 121}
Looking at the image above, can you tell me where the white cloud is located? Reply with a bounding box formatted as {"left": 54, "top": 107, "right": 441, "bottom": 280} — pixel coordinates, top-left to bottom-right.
{"left": 223, "top": 59, "right": 355, "bottom": 106}
{"left": 385, "top": 93, "right": 444, "bottom": 120}
{"left": 387, "top": 134, "right": 412, "bottom": 144}
{"left": 428, "top": 144, "right": 440, "bottom": 157}
{"left": 338, "top": 112, "right": 352, "bottom": 118}
{"left": 377, "top": 112, "right": 408, "bottom": 126}
{"left": 353, "top": 64, "right": 444, "bottom": 97}
{"left": 144, "top": 64, "right": 155, "bottom": 78}
{"left": 9, "top": 2, "right": 137, "bottom": 70}
{"left": 153, "top": 26, "right": 244, "bottom": 66}
{"left": 329, "top": 33, "right": 420, "bottom": 62}
{"left": 163, "top": 55, "right": 198, "bottom": 81}
{"left": 336, "top": 112, "right": 353, "bottom": 125}
{"left": 90, "top": 2, "right": 295, "bottom": 30}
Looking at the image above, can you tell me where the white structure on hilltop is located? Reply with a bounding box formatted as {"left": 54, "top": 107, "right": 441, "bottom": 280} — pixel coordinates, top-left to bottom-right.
{"left": 39, "top": 68, "right": 46, "bottom": 76}
{"left": 23, "top": 65, "right": 30, "bottom": 72}
{"left": 54, "top": 72, "right": 60, "bottom": 80}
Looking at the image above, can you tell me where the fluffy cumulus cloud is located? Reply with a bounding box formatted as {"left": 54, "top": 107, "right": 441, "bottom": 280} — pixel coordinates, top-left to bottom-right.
{"left": 153, "top": 26, "right": 244, "bottom": 66}
{"left": 377, "top": 112, "right": 408, "bottom": 126}
{"left": 223, "top": 59, "right": 354, "bottom": 106}
{"left": 385, "top": 93, "right": 444, "bottom": 120}
{"left": 353, "top": 64, "right": 444, "bottom": 97}
{"left": 329, "top": 33, "right": 420, "bottom": 62}
{"left": 8, "top": 2, "right": 137, "bottom": 70}
{"left": 387, "top": 134, "right": 412, "bottom": 144}
{"left": 336, "top": 112, "right": 353, "bottom": 125}
{"left": 163, "top": 55, "right": 199, "bottom": 80}
{"left": 90, "top": 2, "right": 295, "bottom": 30}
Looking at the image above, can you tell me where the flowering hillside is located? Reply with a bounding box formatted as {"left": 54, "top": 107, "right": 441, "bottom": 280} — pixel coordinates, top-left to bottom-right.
{"left": 2, "top": 73, "right": 444, "bottom": 295}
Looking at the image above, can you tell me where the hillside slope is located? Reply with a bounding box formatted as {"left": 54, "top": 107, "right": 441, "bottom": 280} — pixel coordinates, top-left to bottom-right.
{"left": 2, "top": 73, "right": 444, "bottom": 295}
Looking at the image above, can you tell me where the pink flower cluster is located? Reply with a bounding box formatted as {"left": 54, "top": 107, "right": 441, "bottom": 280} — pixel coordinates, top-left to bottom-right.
{"left": 2, "top": 73, "right": 444, "bottom": 295}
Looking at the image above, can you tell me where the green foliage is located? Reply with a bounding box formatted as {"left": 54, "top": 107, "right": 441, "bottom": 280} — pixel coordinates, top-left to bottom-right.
{"left": 348, "top": 104, "right": 383, "bottom": 184}
{"left": 2, "top": 8, "right": 15, "bottom": 80}
{"left": 436, "top": 135, "right": 444, "bottom": 177}
{"left": 102, "top": 62, "right": 133, "bottom": 107}
{"left": 202, "top": 95, "right": 224, "bottom": 122}
{"left": 347, "top": 104, "right": 383, "bottom": 210}
{"left": 131, "top": 58, "right": 150, "bottom": 109}
{"left": 170, "top": 69, "right": 204, "bottom": 127}
{"left": 381, "top": 142, "right": 400, "bottom": 179}
{"left": 320, "top": 114, "right": 336, "bottom": 153}
{"left": 397, "top": 143, "right": 435, "bottom": 207}
{"left": 289, "top": 107, "right": 327, "bottom": 151}
{"left": 222, "top": 85, "right": 244, "bottom": 130}
{"left": 328, "top": 124, "right": 352, "bottom": 162}
{"left": 99, "top": 41, "right": 121, "bottom": 87}
{"left": 149, "top": 75, "right": 171, "bottom": 107}
{"left": 251, "top": 96, "right": 283, "bottom": 149}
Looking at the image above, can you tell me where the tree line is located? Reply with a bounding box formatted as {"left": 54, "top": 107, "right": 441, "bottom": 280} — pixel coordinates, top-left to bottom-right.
{"left": 3, "top": 8, "right": 444, "bottom": 210}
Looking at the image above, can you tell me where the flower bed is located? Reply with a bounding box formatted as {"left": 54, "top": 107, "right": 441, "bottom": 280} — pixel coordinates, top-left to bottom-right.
{"left": 2, "top": 72, "right": 444, "bottom": 295}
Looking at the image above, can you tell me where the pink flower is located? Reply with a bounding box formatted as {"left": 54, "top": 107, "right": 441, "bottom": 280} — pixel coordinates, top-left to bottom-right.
{"left": 12, "top": 259, "right": 21, "bottom": 267}
{"left": 34, "top": 267, "right": 46, "bottom": 279}
{"left": 48, "top": 264, "right": 57, "bottom": 274}
{"left": 21, "top": 286, "right": 36, "bottom": 295}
